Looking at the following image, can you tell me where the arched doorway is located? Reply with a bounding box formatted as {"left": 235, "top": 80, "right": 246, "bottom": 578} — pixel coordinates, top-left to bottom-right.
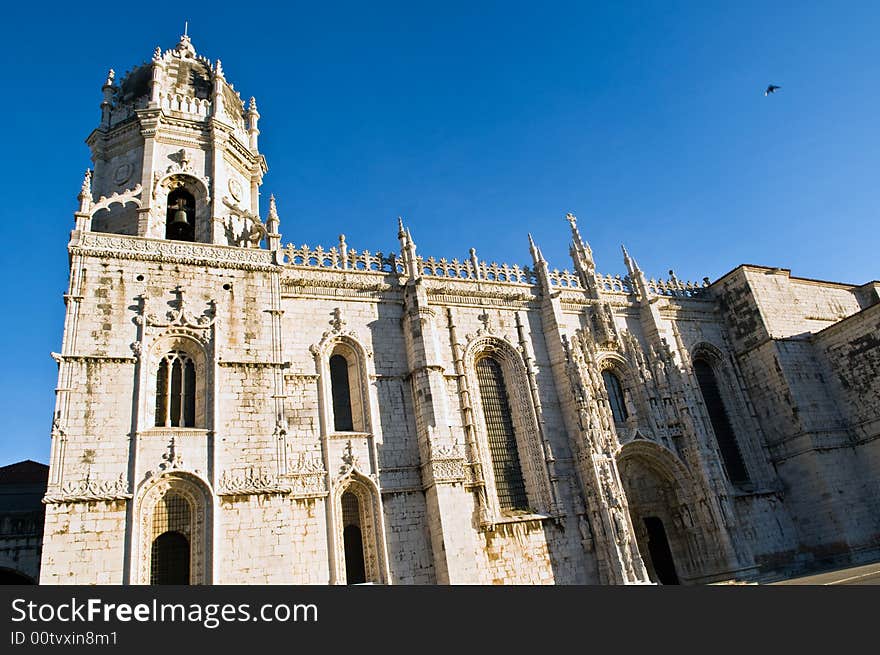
{"left": 342, "top": 491, "right": 367, "bottom": 584}
{"left": 150, "top": 531, "right": 190, "bottom": 585}
{"left": 332, "top": 474, "right": 388, "bottom": 585}
{"left": 136, "top": 473, "right": 211, "bottom": 585}
{"left": 618, "top": 443, "right": 704, "bottom": 585}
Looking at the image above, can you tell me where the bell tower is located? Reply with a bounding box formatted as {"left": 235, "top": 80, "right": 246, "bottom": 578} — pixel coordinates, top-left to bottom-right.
{"left": 85, "top": 31, "right": 269, "bottom": 247}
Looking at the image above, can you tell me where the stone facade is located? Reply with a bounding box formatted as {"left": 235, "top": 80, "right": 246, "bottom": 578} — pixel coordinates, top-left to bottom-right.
{"left": 39, "top": 34, "right": 880, "bottom": 585}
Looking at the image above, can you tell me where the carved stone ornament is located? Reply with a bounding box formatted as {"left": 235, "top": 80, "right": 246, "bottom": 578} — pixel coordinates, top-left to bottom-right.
{"left": 43, "top": 473, "right": 131, "bottom": 504}
{"left": 114, "top": 162, "right": 134, "bottom": 185}
{"left": 228, "top": 178, "right": 243, "bottom": 201}
{"left": 286, "top": 453, "right": 327, "bottom": 498}
{"left": 144, "top": 287, "right": 216, "bottom": 329}
{"left": 340, "top": 440, "right": 360, "bottom": 475}
{"left": 427, "top": 443, "right": 467, "bottom": 482}
{"left": 159, "top": 436, "right": 184, "bottom": 471}
{"left": 89, "top": 184, "right": 143, "bottom": 216}
{"left": 74, "top": 232, "right": 276, "bottom": 272}
{"left": 309, "top": 308, "right": 372, "bottom": 359}
{"left": 218, "top": 467, "right": 290, "bottom": 496}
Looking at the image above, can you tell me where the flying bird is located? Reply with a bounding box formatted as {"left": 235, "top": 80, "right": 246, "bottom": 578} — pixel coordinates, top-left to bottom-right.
{"left": 764, "top": 84, "right": 781, "bottom": 96}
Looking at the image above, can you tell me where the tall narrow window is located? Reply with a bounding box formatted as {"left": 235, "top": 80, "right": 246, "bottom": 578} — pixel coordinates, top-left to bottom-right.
{"left": 150, "top": 492, "right": 192, "bottom": 585}
{"left": 693, "top": 359, "right": 750, "bottom": 485}
{"left": 476, "top": 356, "right": 529, "bottom": 512}
{"left": 330, "top": 354, "right": 354, "bottom": 431}
{"left": 602, "top": 370, "right": 628, "bottom": 424}
{"left": 155, "top": 351, "right": 196, "bottom": 427}
{"left": 166, "top": 189, "right": 196, "bottom": 242}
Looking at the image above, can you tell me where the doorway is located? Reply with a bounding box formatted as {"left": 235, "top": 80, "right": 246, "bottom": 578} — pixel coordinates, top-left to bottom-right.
{"left": 643, "top": 516, "right": 679, "bottom": 585}
{"left": 342, "top": 491, "right": 367, "bottom": 584}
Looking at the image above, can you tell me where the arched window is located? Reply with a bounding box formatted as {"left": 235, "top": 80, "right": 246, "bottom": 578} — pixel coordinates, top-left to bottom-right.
{"left": 330, "top": 354, "right": 354, "bottom": 431}
{"left": 602, "top": 370, "right": 628, "bottom": 424}
{"left": 155, "top": 351, "right": 196, "bottom": 427}
{"left": 166, "top": 189, "right": 196, "bottom": 242}
{"left": 149, "top": 492, "right": 192, "bottom": 585}
{"left": 475, "top": 356, "right": 529, "bottom": 512}
{"left": 693, "top": 358, "right": 750, "bottom": 486}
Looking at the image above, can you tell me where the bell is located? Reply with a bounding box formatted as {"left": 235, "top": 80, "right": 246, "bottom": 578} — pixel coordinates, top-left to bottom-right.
{"left": 172, "top": 206, "right": 189, "bottom": 224}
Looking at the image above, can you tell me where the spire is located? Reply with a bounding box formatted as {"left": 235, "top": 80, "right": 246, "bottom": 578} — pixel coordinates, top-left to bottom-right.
{"left": 265, "top": 194, "right": 281, "bottom": 251}
{"left": 78, "top": 170, "right": 92, "bottom": 213}
{"left": 246, "top": 96, "right": 260, "bottom": 151}
{"left": 527, "top": 233, "right": 543, "bottom": 265}
{"left": 621, "top": 244, "right": 638, "bottom": 276}
{"left": 567, "top": 213, "right": 593, "bottom": 262}
{"left": 622, "top": 245, "right": 650, "bottom": 300}
{"left": 176, "top": 25, "right": 195, "bottom": 57}
{"left": 100, "top": 70, "right": 115, "bottom": 128}
{"left": 527, "top": 233, "right": 552, "bottom": 295}
{"left": 566, "top": 212, "right": 597, "bottom": 295}
{"left": 396, "top": 217, "right": 419, "bottom": 280}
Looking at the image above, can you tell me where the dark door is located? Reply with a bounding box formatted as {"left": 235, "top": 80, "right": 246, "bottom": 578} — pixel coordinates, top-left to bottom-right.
{"left": 643, "top": 516, "right": 679, "bottom": 585}
{"left": 343, "top": 525, "right": 367, "bottom": 584}
{"left": 150, "top": 531, "right": 190, "bottom": 585}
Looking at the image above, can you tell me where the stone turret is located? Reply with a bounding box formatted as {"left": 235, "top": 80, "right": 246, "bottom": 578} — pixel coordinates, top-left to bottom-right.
{"left": 83, "top": 31, "right": 271, "bottom": 247}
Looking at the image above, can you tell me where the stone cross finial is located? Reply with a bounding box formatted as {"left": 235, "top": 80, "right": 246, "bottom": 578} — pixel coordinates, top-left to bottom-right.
{"left": 160, "top": 436, "right": 184, "bottom": 471}
{"left": 330, "top": 307, "right": 346, "bottom": 332}
{"left": 478, "top": 310, "right": 491, "bottom": 332}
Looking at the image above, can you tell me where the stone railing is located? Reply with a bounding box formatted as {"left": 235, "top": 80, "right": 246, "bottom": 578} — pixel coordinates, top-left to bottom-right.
{"left": 161, "top": 92, "right": 211, "bottom": 117}
{"left": 417, "top": 256, "right": 536, "bottom": 285}
{"left": 648, "top": 271, "right": 711, "bottom": 298}
{"left": 547, "top": 268, "right": 581, "bottom": 288}
{"left": 594, "top": 273, "right": 633, "bottom": 294}
{"left": 280, "top": 242, "right": 400, "bottom": 273}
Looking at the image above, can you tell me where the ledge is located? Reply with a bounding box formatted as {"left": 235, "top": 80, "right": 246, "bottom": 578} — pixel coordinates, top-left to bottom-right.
{"left": 481, "top": 512, "right": 553, "bottom": 531}
{"left": 138, "top": 428, "right": 211, "bottom": 438}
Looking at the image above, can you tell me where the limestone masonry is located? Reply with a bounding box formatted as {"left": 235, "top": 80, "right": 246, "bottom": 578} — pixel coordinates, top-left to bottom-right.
{"left": 34, "top": 34, "right": 880, "bottom": 585}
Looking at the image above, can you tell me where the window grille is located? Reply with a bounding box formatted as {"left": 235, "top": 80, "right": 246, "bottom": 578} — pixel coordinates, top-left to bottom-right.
{"left": 155, "top": 351, "right": 196, "bottom": 427}
{"left": 602, "top": 370, "right": 629, "bottom": 424}
{"left": 341, "top": 491, "right": 360, "bottom": 528}
{"left": 150, "top": 492, "right": 192, "bottom": 585}
{"left": 693, "top": 359, "right": 750, "bottom": 485}
{"left": 476, "top": 357, "right": 529, "bottom": 512}
{"left": 330, "top": 354, "right": 354, "bottom": 431}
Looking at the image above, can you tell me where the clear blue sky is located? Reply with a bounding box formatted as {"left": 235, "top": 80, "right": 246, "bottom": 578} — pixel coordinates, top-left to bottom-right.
{"left": 0, "top": 1, "right": 877, "bottom": 465}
